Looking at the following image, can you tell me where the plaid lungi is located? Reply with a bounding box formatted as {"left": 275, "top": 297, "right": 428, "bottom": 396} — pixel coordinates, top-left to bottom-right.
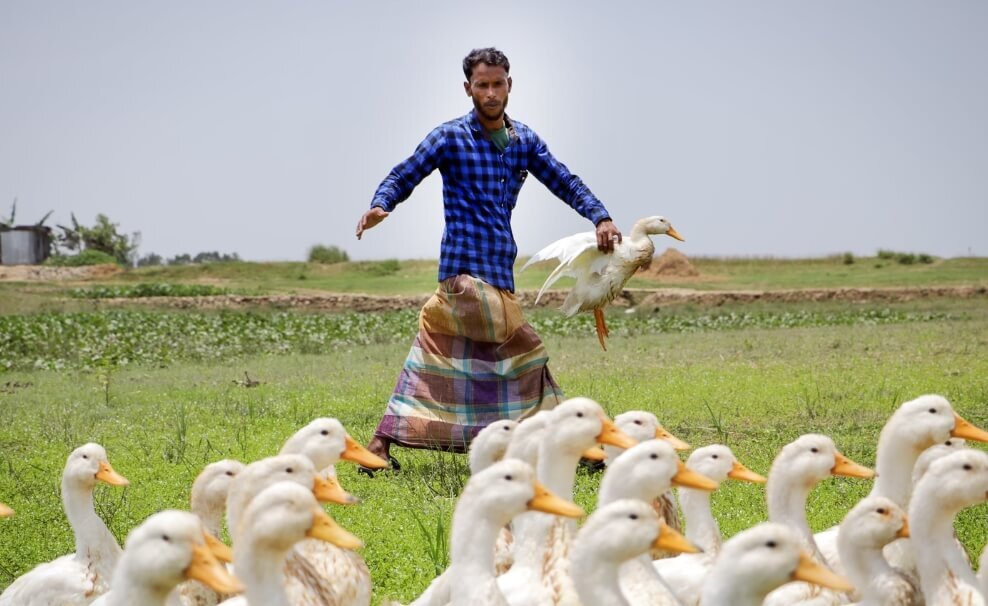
{"left": 373, "top": 275, "right": 564, "bottom": 452}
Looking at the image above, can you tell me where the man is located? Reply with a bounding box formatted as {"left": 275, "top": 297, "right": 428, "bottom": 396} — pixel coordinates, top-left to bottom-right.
{"left": 355, "top": 47, "right": 621, "bottom": 466}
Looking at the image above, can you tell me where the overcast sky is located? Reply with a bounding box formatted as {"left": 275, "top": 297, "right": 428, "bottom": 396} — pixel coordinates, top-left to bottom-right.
{"left": 1, "top": 1, "right": 986, "bottom": 262}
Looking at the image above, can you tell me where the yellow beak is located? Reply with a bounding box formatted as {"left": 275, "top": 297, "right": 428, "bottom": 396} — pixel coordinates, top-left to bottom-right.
{"left": 202, "top": 532, "right": 233, "bottom": 564}
{"left": 655, "top": 426, "right": 690, "bottom": 451}
{"left": 581, "top": 446, "right": 607, "bottom": 462}
{"left": 95, "top": 460, "right": 130, "bottom": 487}
{"left": 665, "top": 226, "right": 686, "bottom": 242}
{"left": 727, "top": 460, "right": 767, "bottom": 484}
{"left": 341, "top": 435, "right": 390, "bottom": 470}
{"left": 791, "top": 550, "right": 855, "bottom": 592}
{"left": 184, "top": 541, "right": 244, "bottom": 595}
{"left": 672, "top": 459, "right": 719, "bottom": 491}
{"left": 830, "top": 452, "right": 875, "bottom": 479}
{"left": 951, "top": 413, "right": 988, "bottom": 443}
{"left": 653, "top": 519, "right": 702, "bottom": 554}
{"left": 527, "top": 481, "right": 585, "bottom": 518}
{"left": 896, "top": 518, "right": 910, "bottom": 539}
{"left": 320, "top": 475, "right": 362, "bottom": 505}
{"left": 307, "top": 507, "right": 364, "bottom": 550}
{"left": 596, "top": 416, "right": 638, "bottom": 450}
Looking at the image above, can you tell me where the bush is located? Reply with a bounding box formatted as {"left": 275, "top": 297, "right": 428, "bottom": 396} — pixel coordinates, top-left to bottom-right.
{"left": 137, "top": 253, "right": 163, "bottom": 267}
{"left": 44, "top": 249, "right": 118, "bottom": 267}
{"left": 896, "top": 253, "right": 916, "bottom": 265}
{"left": 842, "top": 252, "right": 855, "bottom": 265}
{"left": 877, "top": 249, "right": 896, "bottom": 260}
{"left": 917, "top": 253, "right": 934, "bottom": 264}
{"left": 68, "top": 283, "right": 231, "bottom": 299}
{"left": 308, "top": 245, "right": 349, "bottom": 264}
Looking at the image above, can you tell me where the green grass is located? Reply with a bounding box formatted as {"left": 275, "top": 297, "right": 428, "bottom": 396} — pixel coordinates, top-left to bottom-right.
{"left": 9, "top": 255, "right": 985, "bottom": 300}
{"left": 0, "top": 299, "right": 986, "bottom": 603}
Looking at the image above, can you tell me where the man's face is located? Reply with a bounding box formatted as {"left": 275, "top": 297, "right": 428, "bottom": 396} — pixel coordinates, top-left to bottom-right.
{"left": 464, "top": 63, "right": 511, "bottom": 123}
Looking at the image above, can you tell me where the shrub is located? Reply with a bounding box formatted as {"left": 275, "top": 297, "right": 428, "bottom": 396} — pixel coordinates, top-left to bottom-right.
{"left": 842, "top": 252, "right": 855, "bottom": 265}
{"left": 44, "top": 249, "right": 118, "bottom": 267}
{"left": 877, "top": 249, "right": 896, "bottom": 260}
{"left": 308, "top": 245, "right": 349, "bottom": 264}
{"left": 897, "top": 253, "right": 916, "bottom": 265}
{"left": 917, "top": 253, "right": 934, "bottom": 264}
{"left": 68, "top": 283, "right": 231, "bottom": 299}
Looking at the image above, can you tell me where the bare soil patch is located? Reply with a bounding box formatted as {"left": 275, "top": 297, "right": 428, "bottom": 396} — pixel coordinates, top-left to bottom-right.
{"left": 0, "top": 264, "right": 121, "bottom": 281}
{"left": 638, "top": 247, "right": 699, "bottom": 278}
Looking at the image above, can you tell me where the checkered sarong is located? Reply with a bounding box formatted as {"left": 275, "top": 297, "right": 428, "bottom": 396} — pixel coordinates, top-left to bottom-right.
{"left": 373, "top": 275, "right": 563, "bottom": 452}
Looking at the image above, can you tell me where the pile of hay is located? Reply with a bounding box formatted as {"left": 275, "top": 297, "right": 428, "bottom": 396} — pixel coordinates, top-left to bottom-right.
{"left": 638, "top": 248, "right": 699, "bottom": 278}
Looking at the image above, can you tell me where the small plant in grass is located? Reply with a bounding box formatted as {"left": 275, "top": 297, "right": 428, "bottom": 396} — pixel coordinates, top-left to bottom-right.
{"left": 44, "top": 249, "right": 118, "bottom": 267}
{"left": 69, "top": 283, "right": 232, "bottom": 299}
{"left": 308, "top": 244, "right": 349, "bottom": 264}
{"left": 410, "top": 509, "right": 451, "bottom": 576}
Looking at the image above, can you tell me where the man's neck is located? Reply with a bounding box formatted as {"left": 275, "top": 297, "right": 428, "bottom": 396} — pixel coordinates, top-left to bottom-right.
{"left": 475, "top": 111, "right": 505, "bottom": 132}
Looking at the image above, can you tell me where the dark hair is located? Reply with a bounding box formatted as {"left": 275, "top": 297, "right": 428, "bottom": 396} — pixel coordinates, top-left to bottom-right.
{"left": 462, "top": 47, "right": 510, "bottom": 81}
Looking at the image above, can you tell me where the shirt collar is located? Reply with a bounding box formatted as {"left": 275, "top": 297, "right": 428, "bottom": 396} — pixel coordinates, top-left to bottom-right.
{"left": 468, "top": 110, "right": 518, "bottom": 141}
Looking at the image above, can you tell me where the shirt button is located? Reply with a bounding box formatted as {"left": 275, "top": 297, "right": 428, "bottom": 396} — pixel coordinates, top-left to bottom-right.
{"left": 500, "top": 178, "right": 505, "bottom": 183}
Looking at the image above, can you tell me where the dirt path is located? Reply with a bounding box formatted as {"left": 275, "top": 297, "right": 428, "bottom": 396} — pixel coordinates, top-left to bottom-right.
{"left": 93, "top": 285, "right": 987, "bottom": 312}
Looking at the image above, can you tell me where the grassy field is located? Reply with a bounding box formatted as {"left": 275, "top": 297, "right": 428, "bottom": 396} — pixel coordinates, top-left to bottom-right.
{"left": 0, "top": 293, "right": 987, "bottom": 603}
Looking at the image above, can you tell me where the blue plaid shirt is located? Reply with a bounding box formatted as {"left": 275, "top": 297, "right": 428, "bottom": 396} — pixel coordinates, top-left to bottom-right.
{"left": 370, "top": 111, "right": 612, "bottom": 292}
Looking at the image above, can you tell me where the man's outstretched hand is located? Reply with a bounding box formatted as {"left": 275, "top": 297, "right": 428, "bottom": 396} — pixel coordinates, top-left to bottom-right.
{"left": 356, "top": 207, "right": 390, "bottom": 240}
{"left": 595, "top": 219, "right": 622, "bottom": 253}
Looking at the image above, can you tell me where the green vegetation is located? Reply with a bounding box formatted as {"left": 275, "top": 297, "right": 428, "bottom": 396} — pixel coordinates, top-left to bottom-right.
{"left": 0, "top": 299, "right": 986, "bottom": 603}
{"left": 43, "top": 249, "right": 118, "bottom": 267}
{"left": 308, "top": 244, "right": 350, "bottom": 264}
{"left": 53, "top": 213, "right": 138, "bottom": 265}
{"left": 67, "top": 283, "right": 233, "bottom": 299}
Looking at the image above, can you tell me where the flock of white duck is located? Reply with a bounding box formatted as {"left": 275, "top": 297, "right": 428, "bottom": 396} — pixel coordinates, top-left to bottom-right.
{"left": 1, "top": 394, "right": 987, "bottom": 606}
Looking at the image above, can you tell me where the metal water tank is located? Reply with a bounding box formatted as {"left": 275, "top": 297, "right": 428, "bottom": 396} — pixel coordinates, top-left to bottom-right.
{"left": 0, "top": 227, "right": 52, "bottom": 265}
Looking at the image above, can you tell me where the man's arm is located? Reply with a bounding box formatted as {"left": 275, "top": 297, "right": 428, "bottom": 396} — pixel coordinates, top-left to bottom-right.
{"left": 355, "top": 126, "right": 445, "bottom": 239}
{"left": 528, "top": 135, "right": 622, "bottom": 252}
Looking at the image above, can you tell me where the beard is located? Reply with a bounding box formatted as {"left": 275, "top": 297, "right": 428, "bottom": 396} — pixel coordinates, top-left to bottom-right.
{"left": 473, "top": 95, "right": 508, "bottom": 122}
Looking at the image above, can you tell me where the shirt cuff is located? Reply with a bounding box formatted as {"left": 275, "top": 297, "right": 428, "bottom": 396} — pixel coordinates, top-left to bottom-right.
{"left": 589, "top": 209, "right": 612, "bottom": 227}
{"left": 371, "top": 199, "right": 394, "bottom": 213}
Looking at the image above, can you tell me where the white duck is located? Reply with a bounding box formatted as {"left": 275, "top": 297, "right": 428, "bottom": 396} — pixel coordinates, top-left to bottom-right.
{"left": 444, "top": 458, "right": 584, "bottom": 606}
{"left": 521, "top": 215, "right": 685, "bottom": 350}
{"left": 835, "top": 496, "right": 915, "bottom": 606}
{"left": 909, "top": 449, "right": 988, "bottom": 605}
{"left": 603, "top": 410, "right": 690, "bottom": 539}
{"left": 570, "top": 499, "right": 700, "bottom": 606}
{"left": 175, "top": 459, "right": 245, "bottom": 606}
{"left": 762, "top": 434, "right": 874, "bottom": 606}
{"left": 814, "top": 395, "right": 988, "bottom": 574}
{"left": 90, "top": 511, "right": 242, "bottom": 606}
{"left": 651, "top": 444, "right": 767, "bottom": 606}
{"left": 595, "top": 440, "right": 718, "bottom": 606}
{"left": 216, "top": 482, "right": 363, "bottom": 606}
{"left": 470, "top": 420, "right": 519, "bottom": 475}
{"left": 496, "top": 397, "right": 637, "bottom": 606}
{"left": 0, "top": 443, "right": 129, "bottom": 606}
{"left": 278, "top": 418, "right": 387, "bottom": 606}
{"left": 701, "top": 522, "right": 854, "bottom": 606}
{"left": 979, "top": 546, "right": 988, "bottom": 602}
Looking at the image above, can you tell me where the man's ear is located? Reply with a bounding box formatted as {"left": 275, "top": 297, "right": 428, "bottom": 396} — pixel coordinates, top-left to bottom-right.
{"left": 463, "top": 81, "right": 472, "bottom": 97}
{"left": 507, "top": 76, "right": 513, "bottom": 92}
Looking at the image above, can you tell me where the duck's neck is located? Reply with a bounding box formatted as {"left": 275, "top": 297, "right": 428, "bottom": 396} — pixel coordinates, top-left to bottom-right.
{"left": 870, "top": 425, "right": 923, "bottom": 508}
{"left": 107, "top": 574, "right": 173, "bottom": 606}
{"left": 235, "top": 539, "right": 292, "bottom": 606}
{"left": 192, "top": 504, "right": 223, "bottom": 538}
{"left": 679, "top": 486, "right": 721, "bottom": 553}
{"left": 62, "top": 478, "right": 120, "bottom": 566}
{"left": 570, "top": 549, "right": 629, "bottom": 606}
{"left": 537, "top": 439, "right": 582, "bottom": 502}
{"left": 837, "top": 536, "right": 894, "bottom": 604}
{"left": 701, "top": 570, "right": 769, "bottom": 606}
{"left": 449, "top": 502, "right": 503, "bottom": 600}
{"left": 767, "top": 472, "right": 822, "bottom": 558}
{"left": 910, "top": 486, "right": 978, "bottom": 600}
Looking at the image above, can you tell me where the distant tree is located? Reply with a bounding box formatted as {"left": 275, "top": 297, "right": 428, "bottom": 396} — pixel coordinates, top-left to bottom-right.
{"left": 308, "top": 244, "right": 349, "bottom": 264}
{"left": 168, "top": 253, "right": 193, "bottom": 265}
{"left": 137, "top": 252, "right": 164, "bottom": 267}
{"left": 55, "top": 213, "right": 138, "bottom": 265}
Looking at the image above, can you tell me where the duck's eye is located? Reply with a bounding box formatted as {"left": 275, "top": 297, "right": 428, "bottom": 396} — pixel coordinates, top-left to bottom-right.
{"left": 765, "top": 540, "right": 776, "bottom": 548}
{"left": 503, "top": 425, "right": 511, "bottom": 431}
{"left": 576, "top": 412, "right": 584, "bottom": 418}
{"left": 876, "top": 508, "right": 886, "bottom": 515}
{"left": 634, "top": 420, "right": 643, "bottom": 426}
{"left": 810, "top": 448, "right": 819, "bottom": 453}
{"left": 650, "top": 453, "right": 658, "bottom": 460}
{"left": 285, "top": 467, "right": 294, "bottom": 474}
{"left": 945, "top": 440, "right": 953, "bottom": 446}
{"left": 712, "top": 454, "right": 719, "bottom": 459}
{"left": 504, "top": 475, "right": 513, "bottom": 481}
{"left": 81, "top": 455, "right": 88, "bottom": 459}
{"left": 629, "top": 514, "right": 638, "bottom": 520}
{"left": 225, "top": 471, "right": 235, "bottom": 477}
{"left": 928, "top": 408, "right": 937, "bottom": 414}
{"left": 963, "top": 464, "right": 973, "bottom": 471}
{"left": 320, "top": 430, "right": 329, "bottom": 436}
{"left": 162, "top": 534, "right": 171, "bottom": 542}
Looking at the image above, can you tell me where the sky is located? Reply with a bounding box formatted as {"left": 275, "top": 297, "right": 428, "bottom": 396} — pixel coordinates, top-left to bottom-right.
{"left": 1, "top": 1, "right": 986, "bottom": 262}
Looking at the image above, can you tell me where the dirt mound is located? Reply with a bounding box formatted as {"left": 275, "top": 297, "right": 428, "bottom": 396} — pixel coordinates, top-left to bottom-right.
{"left": 638, "top": 248, "right": 699, "bottom": 278}
{"left": 0, "top": 264, "right": 122, "bottom": 281}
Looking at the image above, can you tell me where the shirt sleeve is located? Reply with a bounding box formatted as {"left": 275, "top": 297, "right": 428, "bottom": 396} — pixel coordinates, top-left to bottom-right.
{"left": 527, "top": 133, "right": 612, "bottom": 226}
{"left": 370, "top": 126, "right": 446, "bottom": 212}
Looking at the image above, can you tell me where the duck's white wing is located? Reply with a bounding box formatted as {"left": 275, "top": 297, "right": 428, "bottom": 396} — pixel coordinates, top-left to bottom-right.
{"left": 521, "top": 233, "right": 603, "bottom": 304}
{"left": 0, "top": 556, "right": 97, "bottom": 606}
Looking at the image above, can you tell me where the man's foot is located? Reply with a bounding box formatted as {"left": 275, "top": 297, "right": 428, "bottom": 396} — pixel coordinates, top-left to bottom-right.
{"left": 359, "top": 436, "right": 398, "bottom": 478}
